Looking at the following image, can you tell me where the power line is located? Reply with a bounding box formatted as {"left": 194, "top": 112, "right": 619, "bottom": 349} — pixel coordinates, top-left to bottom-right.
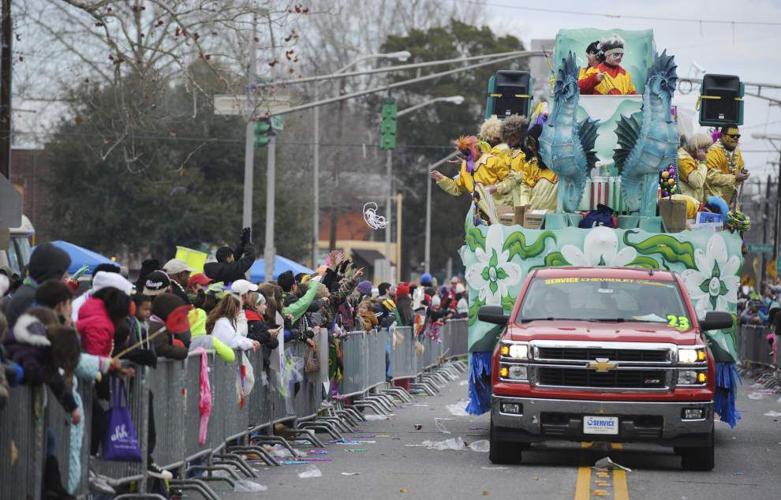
{"left": 466, "top": 1, "right": 781, "bottom": 26}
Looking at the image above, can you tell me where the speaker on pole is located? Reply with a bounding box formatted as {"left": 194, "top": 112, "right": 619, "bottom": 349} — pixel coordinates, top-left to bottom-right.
{"left": 698, "top": 74, "right": 744, "bottom": 126}
{"left": 485, "top": 70, "right": 532, "bottom": 120}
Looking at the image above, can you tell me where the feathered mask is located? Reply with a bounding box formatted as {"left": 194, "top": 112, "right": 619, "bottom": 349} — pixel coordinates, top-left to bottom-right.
{"left": 455, "top": 135, "right": 480, "bottom": 173}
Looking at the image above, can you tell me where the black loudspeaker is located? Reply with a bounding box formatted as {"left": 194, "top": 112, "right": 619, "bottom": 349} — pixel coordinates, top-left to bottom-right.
{"left": 699, "top": 74, "right": 744, "bottom": 126}
{"left": 486, "top": 71, "right": 531, "bottom": 119}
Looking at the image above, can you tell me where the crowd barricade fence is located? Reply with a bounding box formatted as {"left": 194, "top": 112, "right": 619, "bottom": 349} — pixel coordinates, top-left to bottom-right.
{"left": 1, "top": 319, "right": 472, "bottom": 496}
{"left": 738, "top": 324, "right": 775, "bottom": 369}
{"left": 442, "top": 319, "right": 469, "bottom": 360}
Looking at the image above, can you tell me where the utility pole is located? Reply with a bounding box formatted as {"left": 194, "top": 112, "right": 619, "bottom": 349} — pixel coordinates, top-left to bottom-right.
{"left": 762, "top": 174, "right": 771, "bottom": 284}
{"left": 1, "top": 0, "right": 12, "bottom": 179}
{"left": 264, "top": 134, "right": 276, "bottom": 280}
{"left": 241, "top": 15, "right": 257, "bottom": 229}
{"left": 311, "top": 85, "right": 319, "bottom": 268}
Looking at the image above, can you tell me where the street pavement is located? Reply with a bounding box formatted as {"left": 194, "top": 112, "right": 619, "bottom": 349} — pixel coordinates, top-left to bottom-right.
{"left": 221, "top": 367, "right": 781, "bottom": 500}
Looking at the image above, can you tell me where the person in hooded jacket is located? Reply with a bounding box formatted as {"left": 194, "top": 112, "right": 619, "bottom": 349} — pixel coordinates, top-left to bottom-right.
{"left": 203, "top": 227, "right": 256, "bottom": 284}
{"left": 395, "top": 283, "right": 414, "bottom": 326}
{"left": 77, "top": 275, "right": 134, "bottom": 357}
{"left": 4, "top": 242, "right": 71, "bottom": 328}
{"left": 70, "top": 263, "right": 122, "bottom": 323}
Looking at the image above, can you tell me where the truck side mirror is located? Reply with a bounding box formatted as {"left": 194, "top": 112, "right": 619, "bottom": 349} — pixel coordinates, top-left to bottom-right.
{"left": 699, "top": 311, "right": 733, "bottom": 331}
{"left": 478, "top": 305, "right": 509, "bottom": 325}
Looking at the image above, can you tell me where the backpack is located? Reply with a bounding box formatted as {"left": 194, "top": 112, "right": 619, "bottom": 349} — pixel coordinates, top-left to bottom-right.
{"left": 578, "top": 204, "right": 618, "bottom": 229}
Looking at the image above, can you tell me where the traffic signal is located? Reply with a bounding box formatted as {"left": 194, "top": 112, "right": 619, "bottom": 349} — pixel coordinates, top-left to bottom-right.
{"left": 254, "top": 120, "right": 271, "bottom": 147}
{"left": 379, "top": 99, "right": 397, "bottom": 150}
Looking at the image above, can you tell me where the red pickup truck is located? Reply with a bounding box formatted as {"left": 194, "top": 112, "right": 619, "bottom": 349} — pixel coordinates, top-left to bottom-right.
{"left": 478, "top": 267, "right": 733, "bottom": 470}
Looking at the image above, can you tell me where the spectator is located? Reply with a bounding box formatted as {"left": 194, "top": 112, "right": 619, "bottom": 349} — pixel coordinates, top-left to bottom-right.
{"left": 142, "top": 270, "right": 171, "bottom": 297}
{"left": 395, "top": 283, "right": 414, "bottom": 326}
{"left": 203, "top": 227, "right": 256, "bottom": 284}
{"left": 5, "top": 242, "right": 71, "bottom": 328}
{"left": 70, "top": 263, "right": 122, "bottom": 323}
{"left": 147, "top": 293, "right": 191, "bottom": 360}
{"left": 188, "top": 272, "right": 213, "bottom": 308}
{"left": 35, "top": 279, "right": 75, "bottom": 327}
{"left": 205, "top": 295, "right": 259, "bottom": 351}
{"left": 77, "top": 274, "right": 134, "bottom": 357}
{"left": 134, "top": 258, "right": 160, "bottom": 295}
{"left": 162, "top": 259, "right": 193, "bottom": 304}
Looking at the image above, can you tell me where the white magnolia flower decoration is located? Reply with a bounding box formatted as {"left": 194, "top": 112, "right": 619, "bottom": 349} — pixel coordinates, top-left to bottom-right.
{"left": 680, "top": 233, "right": 740, "bottom": 317}
{"left": 465, "top": 225, "right": 522, "bottom": 306}
{"left": 561, "top": 226, "right": 637, "bottom": 267}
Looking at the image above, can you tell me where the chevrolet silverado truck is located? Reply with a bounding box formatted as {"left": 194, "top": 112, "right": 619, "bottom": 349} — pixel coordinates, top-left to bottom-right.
{"left": 478, "top": 266, "right": 733, "bottom": 470}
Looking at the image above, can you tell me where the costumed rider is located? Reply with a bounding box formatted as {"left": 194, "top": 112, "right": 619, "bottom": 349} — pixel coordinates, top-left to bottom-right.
{"left": 578, "top": 40, "right": 602, "bottom": 81}
{"left": 430, "top": 116, "right": 510, "bottom": 224}
{"left": 704, "top": 125, "right": 749, "bottom": 206}
{"left": 577, "top": 35, "right": 637, "bottom": 95}
{"left": 491, "top": 114, "right": 527, "bottom": 208}
{"left": 665, "top": 133, "right": 709, "bottom": 220}
{"left": 495, "top": 123, "right": 558, "bottom": 212}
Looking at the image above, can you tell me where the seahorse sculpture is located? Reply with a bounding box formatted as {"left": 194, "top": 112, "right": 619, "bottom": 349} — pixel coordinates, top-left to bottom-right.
{"left": 539, "top": 52, "right": 599, "bottom": 213}
{"left": 613, "top": 50, "right": 679, "bottom": 216}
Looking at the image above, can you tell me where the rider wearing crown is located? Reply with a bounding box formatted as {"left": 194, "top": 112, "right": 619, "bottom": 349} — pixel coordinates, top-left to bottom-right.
{"left": 577, "top": 35, "right": 637, "bottom": 95}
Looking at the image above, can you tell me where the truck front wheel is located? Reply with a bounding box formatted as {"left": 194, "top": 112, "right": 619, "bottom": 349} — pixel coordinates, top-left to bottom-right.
{"left": 489, "top": 421, "right": 523, "bottom": 464}
{"left": 678, "top": 429, "right": 715, "bottom": 471}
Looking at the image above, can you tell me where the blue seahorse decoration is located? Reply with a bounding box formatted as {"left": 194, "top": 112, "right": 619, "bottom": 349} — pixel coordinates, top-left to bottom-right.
{"left": 539, "top": 52, "right": 599, "bottom": 213}
{"left": 614, "top": 50, "right": 679, "bottom": 216}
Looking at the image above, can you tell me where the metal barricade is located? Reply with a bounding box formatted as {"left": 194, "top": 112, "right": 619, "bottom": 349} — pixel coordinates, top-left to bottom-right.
{"left": 290, "top": 340, "right": 322, "bottom": 421}
{"left": 389, "top": 326, "right": 416, "bottom": 380}
{"left": 221, "top": 352, "right": 250, "bottom": 442}
{"left": 0, "top": 385, "right": 44, "bottom": 500}
{"left": 90, "top": 371, "right": 150, "bottom": 489}
{"left": 45, "top": 378, "right": 93, "bottom": 498}
{"left": 182, "top": 351, "right": 213, "bottom": 463}
{"left": 247, "top": 351, "right": 272, "bottom": 430}
{"left": 366, "top": 330, "right": 387, "bottom": 389}
{"left": 206, "top": 354, "right": 232, "bottom": 452}
{"left": 443, "top": 319, "right": 468, "bottom": 359}
{"left": 739, "top": 325, "right": 774, "bottom": 368}
{"left": 148, "top": 358, "right": 187, "bottom": 470}
{"left": 340, "top": 331, "right": 368, "bottom": 397}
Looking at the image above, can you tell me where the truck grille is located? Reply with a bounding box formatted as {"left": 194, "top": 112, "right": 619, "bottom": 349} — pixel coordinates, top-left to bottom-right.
{"left": 537, "top": 367, "right": 667, "bottom": 389}
{"left": 537, "top": 347, "right": 668, "bottom": 363}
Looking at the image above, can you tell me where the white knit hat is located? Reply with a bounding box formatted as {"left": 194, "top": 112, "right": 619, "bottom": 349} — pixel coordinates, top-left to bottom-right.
{"left": 93, "top": 271, "right": 133, "bottom": 296}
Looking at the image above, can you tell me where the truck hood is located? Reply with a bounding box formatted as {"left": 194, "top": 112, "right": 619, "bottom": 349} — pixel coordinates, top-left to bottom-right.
{"left": 507, "top": 320, "right": 700, "bottom": 345}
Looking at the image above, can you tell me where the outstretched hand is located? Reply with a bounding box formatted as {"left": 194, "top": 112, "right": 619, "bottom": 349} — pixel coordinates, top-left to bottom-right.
{"left": 430, "top": 170, "right": 445, "bottom": 182}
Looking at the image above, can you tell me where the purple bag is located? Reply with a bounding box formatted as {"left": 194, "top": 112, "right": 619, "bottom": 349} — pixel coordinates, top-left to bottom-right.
{"left": 102, "top": 378, "right": 142, "bottom": 462}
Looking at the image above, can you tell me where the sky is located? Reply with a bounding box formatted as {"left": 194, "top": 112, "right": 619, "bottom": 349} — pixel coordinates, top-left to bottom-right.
{"left": 479, "top": 0, "right": 781, "bottom": 184}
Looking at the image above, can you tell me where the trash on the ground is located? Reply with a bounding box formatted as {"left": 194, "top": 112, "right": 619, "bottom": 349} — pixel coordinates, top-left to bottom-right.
{"left": 416, "top": 437, "right": 466, "bottom": 451}
{"left": 333, "top": 439, "right": 363, "bottom": 445}
{"left": 375, "top": 434, "right": 392, "bottom": 438}
{"left": 266, "top": 443, "right": 302, "bottom": 458}
{"left": 482, "top": 490, "right": 490, "bottom": 496}
{"left": 233, "top": 479, "right": 267, "bottom": 492}
{"left": 593, "top": 456, "right": 632, "bottom": 472}
{"left": 592, "top": 490, "right": 609, "bottom": 497}
{"left": 281, "top": 460, "right": 309, "bottom": 465}
{"left": 297, "top": 457, "right": 332, "bottom": 462}
{"left": 308, "top": 449, "right": 328, "bottom": 455}
{"left": 344, "top": 448, "right": 368, "bottom": 453}
{"left": 357, "top": 440, "right": 377, "bottom": 444}
{"left": 364, "top": 414, "right": 393, "bottom": 421}
{"left": 445, "top": 400, "right": 471, "bottom": 417}
{"left": 414, "top": 424, "right": 423, "bottom": 430}
{"left": 400, "top": 488, "right": 408, "bottom": 493}
{"left": 764, "top": 411, "right": 781, "bottom": 417}
{"left": 341, "top": 472, "right": 360, "bottom": 476}
{"left": 354, "top": 434, "right": 376, "bottom": 439}
{"left": 434, "top": 418, "right": 452, "bottom": 434}
{"left": 480, "top": 466, "right": 508, "bottom": 470}
{"left": 413, "top": 404, "right": 429, "bottom": 407}
{"left": 747, "top": 391, "right": 773, "bottom": 400}
{"left": 298, "top": 465, "right": 323, "bottom": 479}
{"left": 468, "top": 440, "right": 490, "bottom": 452}
{"left": 734, "top": 471, "right": 744, "bottom": 476}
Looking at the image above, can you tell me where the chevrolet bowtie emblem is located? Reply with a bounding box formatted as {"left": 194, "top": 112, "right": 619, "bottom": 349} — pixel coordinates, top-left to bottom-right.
{"left": 588, "top": 358, "right": 617, "bottom": 372}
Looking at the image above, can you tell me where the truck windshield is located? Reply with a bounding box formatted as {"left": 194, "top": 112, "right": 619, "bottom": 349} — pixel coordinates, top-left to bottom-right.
{"left": 518, "top": 277, "right": 689, "bottom": 326}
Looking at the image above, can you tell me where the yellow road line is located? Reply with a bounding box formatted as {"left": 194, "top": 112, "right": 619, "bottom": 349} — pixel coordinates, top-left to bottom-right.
{"left": 574, "top": 465, "right": 591, "bottom": 500}
{"left": 613, "top": 469, "right": 629, "bottom": 500}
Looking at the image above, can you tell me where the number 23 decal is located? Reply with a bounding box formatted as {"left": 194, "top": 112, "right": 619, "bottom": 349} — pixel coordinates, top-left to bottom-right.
{"left": 667, "top": 315, "right": 691, "bottom": 331}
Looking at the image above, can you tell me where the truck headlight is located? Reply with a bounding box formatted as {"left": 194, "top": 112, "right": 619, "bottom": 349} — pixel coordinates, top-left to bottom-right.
{"left": 678, "top": 348, "right": 706, "bottom": 364}
{"left": 678, "top": 370, "right": 707, "bottom": 385}
{"left": 500, "top": 342, "right": 529, "bottom": 359}
{"left": 499, "top": 363, "right": 528, "bottom": 381}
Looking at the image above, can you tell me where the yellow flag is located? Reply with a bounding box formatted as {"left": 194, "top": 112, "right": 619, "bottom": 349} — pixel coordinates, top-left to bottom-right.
{"left": 175, "top": 246, "right": 208, "bottom": 274}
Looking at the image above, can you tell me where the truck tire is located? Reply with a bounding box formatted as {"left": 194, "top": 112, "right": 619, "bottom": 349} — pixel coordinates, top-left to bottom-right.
{"left": 679, "top": 429, "right": 715, "bottom": 471}
{"left": 489, "top": 421, "right": 523, "bottom": 464}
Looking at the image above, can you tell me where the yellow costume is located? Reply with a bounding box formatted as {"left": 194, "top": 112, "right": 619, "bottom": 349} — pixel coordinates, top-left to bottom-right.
{"left": 493, "top": 148, "right": 526, "bottom": 207}
{"left": 436, "top": 144, "right": 510, "bottom": 197}
{"left": 495, "top": 156, "right": 558, "bottom": 211}
{"left": 578, "top": 64, "right": 637, "bottom": 95}
{"left": 676, "top": 148, "right": 707, "bottom": 203}
{"left": 704, "top": 141, "right": 745, "bottom": 202}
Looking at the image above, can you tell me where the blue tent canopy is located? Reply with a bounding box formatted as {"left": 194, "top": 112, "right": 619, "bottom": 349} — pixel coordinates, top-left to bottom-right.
{"left": 248, "top": 255, "right": 313, "bottom": 283}
{"left": 50, "top": 240, "right": 117, "bottom": 275}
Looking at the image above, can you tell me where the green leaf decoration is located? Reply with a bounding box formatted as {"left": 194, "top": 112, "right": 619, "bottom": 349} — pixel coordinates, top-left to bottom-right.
{"left": 468, "top": 296, "right": 485, "bottom": 326}
{"left": 543, "top": 251, "right": 570, "bottom": 267}
{"left": 501, "top": 294, "right": 515, "bottom": 312}
{"left": 627, "top": 256, "right": 660, "bottom": 270}
{"left": 496, "top": 267, "right": 508, "bottom": 280}
{"left": 502, "top": 230, "right": 557, "bottom": 260}
{"left": 622, "top": 230, "right": 696, "bottom": 269}
{"left": 466, "top": 227, "right": 486, "bottom": 251}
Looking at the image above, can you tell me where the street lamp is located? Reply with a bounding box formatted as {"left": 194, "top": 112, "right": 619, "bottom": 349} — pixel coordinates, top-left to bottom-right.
{"left": 312, "top": 51, "right": 411, "bottom": 268}
{"left": 385, "top": 95, "right": 464, "bottom": 282}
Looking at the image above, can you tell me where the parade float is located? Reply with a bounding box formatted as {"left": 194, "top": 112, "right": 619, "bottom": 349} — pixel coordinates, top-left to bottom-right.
{"left": 461, "top": 29, "right": 744, "bottom": 427}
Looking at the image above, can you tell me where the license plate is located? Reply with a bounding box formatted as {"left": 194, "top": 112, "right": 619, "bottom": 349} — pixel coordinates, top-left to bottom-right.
{"left": 583, "top": 416, "right": 619, "bottom": 435}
